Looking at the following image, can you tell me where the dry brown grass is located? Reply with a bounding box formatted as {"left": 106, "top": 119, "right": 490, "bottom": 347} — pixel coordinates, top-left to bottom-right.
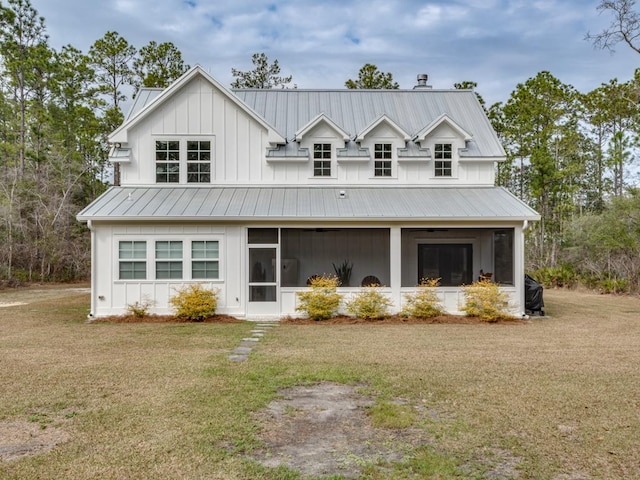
{"left": 1, "top": 286, "right": 639, "bottom": 478}
{"left": 261, "top": 289, "right": 640, "bottom": 478}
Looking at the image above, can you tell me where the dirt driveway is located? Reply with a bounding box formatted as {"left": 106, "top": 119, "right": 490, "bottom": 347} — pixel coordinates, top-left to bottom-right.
{"left": 0, "top": 284, "right": 90, "bottom": 308}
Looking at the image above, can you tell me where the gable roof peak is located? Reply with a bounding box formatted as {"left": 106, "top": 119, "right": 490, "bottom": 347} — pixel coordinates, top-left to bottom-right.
{"left": 110, "top": 65, "right": 285, "bottom": 145}
{"left": 413, "top": 113, "right": 473, "bottom": 142}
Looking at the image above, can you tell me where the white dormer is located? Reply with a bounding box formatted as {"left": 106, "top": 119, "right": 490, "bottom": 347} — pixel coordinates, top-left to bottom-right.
{"left": 295, "top": 114, "right": 349, "bottom": 179}
{"left": 413, "top": 114, "right": 473, "bottom": 181}
{"left": 355, "top": 115, "right": 411, "bottom": 179}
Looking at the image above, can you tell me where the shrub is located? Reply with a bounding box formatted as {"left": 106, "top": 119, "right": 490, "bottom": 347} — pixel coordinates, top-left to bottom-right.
{"left": 345, "top": 284, "right": 392, "bottom": 320}
{"left": 401, "top": 278, "right": 445, "bottom": 318}
{"left": 126, "top": 295, "right": 155, "bottom": 318}
{"left": 461, "top": 279, "right": 512, "bottom": 322}
{"left": 296, "top": 275, "right": 342, "bottom": 320}
{"left": 530, "top": 266, "right": 578, "bottom": 289}
{"left": 170, "top": 284, "right": 219, "bottom": 321}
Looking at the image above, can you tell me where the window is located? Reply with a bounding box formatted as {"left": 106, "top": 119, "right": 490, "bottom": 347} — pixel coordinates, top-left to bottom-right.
{"left": 156, "top": 141, "right": 180, "bottom": 183}
{"left": 374, "top": 143, "right": 392, "bottom": 177}
{"left": 434, "top": 143, "right": 452, "bottom": 177}
{"left": 192, "top": 241, "right": 219, "bottom": 279}
{"left": 187, "top": 140, "right": 211, "bottom": 183}
{"left": 493, "top": 230, "right": 514, "bottom": 285}
{"left": 313, "top": 143, "right": 331, "bottom": 177}
{"left": 418, "top": 243, "right": 472, "bottom": 286}
{"left": 119, "top": 241, "right": 146, "bottom": 280}
{"left": 155, "top": 241, "right": 183, "bottom": 279}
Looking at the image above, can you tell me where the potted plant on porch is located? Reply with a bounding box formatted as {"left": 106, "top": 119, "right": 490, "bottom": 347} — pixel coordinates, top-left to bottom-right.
{"left": 332, "top": 259, "right": 353, "bottom": 287}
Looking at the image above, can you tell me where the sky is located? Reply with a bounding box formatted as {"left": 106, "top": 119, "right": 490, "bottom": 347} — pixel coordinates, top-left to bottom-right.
{"left": 34, "top": 0, "right": 640, "bottom": 107}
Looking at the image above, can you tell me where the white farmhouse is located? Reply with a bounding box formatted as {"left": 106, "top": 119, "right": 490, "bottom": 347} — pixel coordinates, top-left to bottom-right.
{"left": 77, "top": 66, "right": 539, "bottom": 319}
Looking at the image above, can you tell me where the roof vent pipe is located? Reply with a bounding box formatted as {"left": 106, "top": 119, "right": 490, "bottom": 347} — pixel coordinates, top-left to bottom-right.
{"left": 414, "top": 74, "right": 431, "bottom": 89}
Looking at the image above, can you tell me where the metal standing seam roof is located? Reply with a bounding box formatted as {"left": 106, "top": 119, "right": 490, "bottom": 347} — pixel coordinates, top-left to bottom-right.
{"left": 233, "top": 89, "right": 504, "bottom": 158}
{"left": 77, "top": 186, "right": 540, "bottom": 222}
{"left": 127, "top": 85, "right": 505, "bottom": 159}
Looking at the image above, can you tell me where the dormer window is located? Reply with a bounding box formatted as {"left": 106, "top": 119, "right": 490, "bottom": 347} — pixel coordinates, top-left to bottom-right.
{"left": 434, "top": 143, "right": 452, "bottom": 177}
{"left": 313, "top": 143, "right": 332, "bottom": 177}
{"left": 374, "top": 143, "right": 392, "bottom": 177}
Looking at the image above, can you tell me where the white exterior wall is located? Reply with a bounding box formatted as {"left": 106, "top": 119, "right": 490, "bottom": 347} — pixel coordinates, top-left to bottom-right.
{"left": 89, "top": 222, "right": 244, "bottom": 318}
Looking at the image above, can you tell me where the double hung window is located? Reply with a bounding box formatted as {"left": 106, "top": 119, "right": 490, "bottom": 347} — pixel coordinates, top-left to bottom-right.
{"left": 119, "top": 241, "right": 147, "bottom": 280}
{"left": 155, "top": 241, "right": 183, "bottom": 279}
{"left": 187, "top": 141, "right": 211, "bottom": 183}
{"left": 156, "top": 141, "right": 180, "bottom": 183}
{"left": 434, "top": 143, "right": 452, "bottom": 177}
{"left": 313, "top": 143, "right": 331, "bottom": 177}
{"left": 191, "top": 241, "right": 219, "bottom": 279}
{"left": 374, "top": 143, "right": 392, "bottom": 177}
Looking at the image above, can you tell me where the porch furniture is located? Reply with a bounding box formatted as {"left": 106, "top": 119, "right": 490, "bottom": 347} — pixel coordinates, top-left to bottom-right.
{"left": 361, "top": 275, "right": 381, "bottom": 286}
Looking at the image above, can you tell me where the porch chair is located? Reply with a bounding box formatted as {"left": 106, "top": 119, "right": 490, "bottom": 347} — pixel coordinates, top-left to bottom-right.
{"left": 361, "top": 275, "right": 381, "bottom": 287}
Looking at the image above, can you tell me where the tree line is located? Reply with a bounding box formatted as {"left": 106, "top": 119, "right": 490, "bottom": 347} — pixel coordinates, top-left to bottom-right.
{"left": 0, "top": 0, "right": 189, "bottom": 283}
{"left": 1, "top": 0, "right": 639, "bottom": 294}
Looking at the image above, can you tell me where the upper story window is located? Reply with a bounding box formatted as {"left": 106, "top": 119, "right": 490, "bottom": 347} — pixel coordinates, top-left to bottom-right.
{"left": 187, "top": 141, "right": 211, "bottom": 183}
{"left": 374, "top": 143, "right": 392, "bottom": 177}
{"left": 155, "top": 139, "right": 212, "bottom": 184}
{"left": 434, "top": 143, "right": 452, "bottom": 177}
{"left": 313, "top": 143, "right": 331, "bottom": 177}
{"left": 156, "top": 141, "right": 180, "bottom": 183}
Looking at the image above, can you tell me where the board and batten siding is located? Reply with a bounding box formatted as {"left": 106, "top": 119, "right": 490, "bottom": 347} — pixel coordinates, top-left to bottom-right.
{"left": 90, "top": 223, "right": 244, "bottom": 318}
{"left": 118, "top": 76, "right": 497, "bottom": 187}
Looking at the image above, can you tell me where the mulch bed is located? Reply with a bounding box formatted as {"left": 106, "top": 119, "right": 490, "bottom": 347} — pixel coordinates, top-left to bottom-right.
{"left": 93, "top": 314, "right": 527, "bottom": 325}
{"left": 280, "top": 315, "right": 528, "bottom": 325}
{"left": 92, "top": 314, "right": 244, "bottom": 324}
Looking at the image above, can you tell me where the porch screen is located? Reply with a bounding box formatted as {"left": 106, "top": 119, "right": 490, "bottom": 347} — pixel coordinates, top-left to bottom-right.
{"left": 418, "top": 244, "right": 472, "bottom": 286}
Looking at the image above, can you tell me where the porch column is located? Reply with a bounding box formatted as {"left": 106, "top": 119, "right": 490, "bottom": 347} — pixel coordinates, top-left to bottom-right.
{"left": 390, "top": 226, "right": 402, "bottom": 312}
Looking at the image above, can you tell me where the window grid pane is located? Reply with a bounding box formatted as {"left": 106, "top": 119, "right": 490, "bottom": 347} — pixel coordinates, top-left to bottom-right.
{"left": 156, "top": 140, "right": 180, "bottom": 183}
{"left": 187, "top": 140, "right": 212, "bottom": 183}
{"left": 192, "top": 261, "right": 219, "bottom": 279}
{"left": 119, "top": 261, "right": 147, "bottom": 280}
{"left": 119, "top": 241, "right": 146, "bottom": 259}
{"left": 156, "top": 261, "right": 183, "bottom": 279}
{"left": 156, "top": 241, "right": 183, "bottom": 259}
{"left": 192, "top": 241, "right": 219, "bottom": 259}
{"left": 374, "top": 160, "right": 392, "bottom": 176}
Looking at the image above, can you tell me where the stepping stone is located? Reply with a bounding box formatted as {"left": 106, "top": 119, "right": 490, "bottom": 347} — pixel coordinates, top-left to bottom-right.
{"left": 242, "top": 337, "right": 260, "bottom": 342}
{"left": 234, "top": 346, "right": 252, "bottom": 354}
{"left": 251, "top": 329, "right": 267, "bottom": 334}
{"left": 229, "top": 354, "right": 248, "bottom": 362}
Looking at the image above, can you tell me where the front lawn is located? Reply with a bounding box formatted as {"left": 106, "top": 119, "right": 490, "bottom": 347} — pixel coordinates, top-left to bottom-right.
{"left": 1, "top": 287, "right": 639, "bottom": 478}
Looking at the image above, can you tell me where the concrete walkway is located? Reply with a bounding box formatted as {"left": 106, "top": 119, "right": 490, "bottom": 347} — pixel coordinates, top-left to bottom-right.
{"left": 228, "top": 321, "right": 278, "bottom": 362}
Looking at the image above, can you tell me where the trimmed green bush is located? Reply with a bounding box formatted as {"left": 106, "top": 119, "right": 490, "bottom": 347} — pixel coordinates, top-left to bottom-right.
{"left": 401, "top": 278, "right": 445, "bottom": 318}
{"left": 345, "top": 284, "right": 392, "bottom": 320}
{"left": 170, "top": 284, "right": 219, "bottom": 321}
{"left": 296, "top": 275, "right": 342, "bottom": 320}
{"left": 461, "top": 279, "right": 512, "bottom": 322}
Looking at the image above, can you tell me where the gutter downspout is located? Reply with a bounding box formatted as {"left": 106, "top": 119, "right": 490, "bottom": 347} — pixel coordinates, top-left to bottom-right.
{"left": 521, "top": 220, "right": 529, "bottom": 317}
{"left": 87, "top": 220, "right": 96, "bottom": 319}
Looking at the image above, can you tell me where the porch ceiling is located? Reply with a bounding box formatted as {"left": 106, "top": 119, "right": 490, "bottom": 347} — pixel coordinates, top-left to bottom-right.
{"left": 77, "top": 186, "right": 540, "bottom": 223}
